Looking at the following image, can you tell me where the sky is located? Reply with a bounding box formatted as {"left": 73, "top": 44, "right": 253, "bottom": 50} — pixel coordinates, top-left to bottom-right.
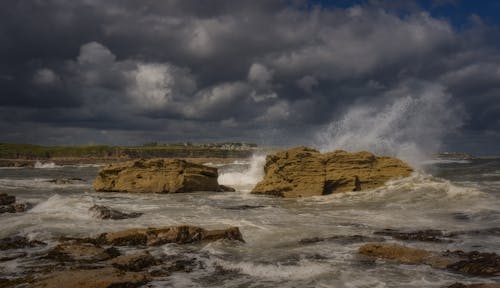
{"left": 0, "top": 0, "right": 499, "bottom": 154}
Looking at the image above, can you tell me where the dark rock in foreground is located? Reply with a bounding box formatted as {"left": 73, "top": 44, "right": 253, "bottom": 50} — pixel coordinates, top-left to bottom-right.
{"left": 31, "top": 267, "right": 150, "bottom": 288}
{"left": 0, "top": 193, "right": 32, "bottom": 214}
{"left": 97, "top": 225, "right": 244, "bottom": 246}
{"left": 0, "top": 193, "right": 15, "bottom": 205}
{"left": 93, "top": 158, "right": 234, "bottom": 193}
{"left": 0, "top": 236, "right": 46, "bottom": 250}
{"left": 89, "top": 204, "right": 143, "bottom": 220}
{"left": 251, "top": 147, "right": 413, "bottom": 198}
{"left": 359, "top": 243, "right": 500, "bottom": 276}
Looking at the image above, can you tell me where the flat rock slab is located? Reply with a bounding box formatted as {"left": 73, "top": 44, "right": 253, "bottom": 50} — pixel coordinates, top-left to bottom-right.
{"left": 47, "top": 243, "right": 120, "bottom": 262}
{"left": 93, "top": 158, "right": 232, "bottom": 193}
{"left": 251, "top": 146, "right": 413, "bottom": 198}
{"left": 97, "top": 225, "right": 244, "bottom": 246}
{"left": 31, "top": 267, "right": 149, "bottom": 288}
{"left": 359, "top": 243, "right": 500, "bottom": 276}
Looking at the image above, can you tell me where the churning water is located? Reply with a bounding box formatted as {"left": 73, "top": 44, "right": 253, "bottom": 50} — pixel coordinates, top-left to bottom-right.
{"left": 1, "top": 158, "right": 500, "bottom": 287}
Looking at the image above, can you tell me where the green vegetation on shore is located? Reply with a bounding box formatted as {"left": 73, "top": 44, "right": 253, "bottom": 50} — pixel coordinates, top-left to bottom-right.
{"left": 0, "top": 142, "right": 257, "bottom": 160}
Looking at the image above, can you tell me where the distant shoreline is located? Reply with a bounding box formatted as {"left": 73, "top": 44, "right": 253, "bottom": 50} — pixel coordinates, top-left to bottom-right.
{"left": 0, "top": 142, "right": 269, "bottom": 167}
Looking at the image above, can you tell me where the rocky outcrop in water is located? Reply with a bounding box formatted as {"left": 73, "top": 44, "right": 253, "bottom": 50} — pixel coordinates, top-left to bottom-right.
{"left": 0, "top": 193, "right": 32, "bottom": 214}
{"left": 14, "top": 224, "right": 243, "bottom": 287}
{"left": 251, "top": 147, "right": 413, "bottom": 198}
{"left": 93, "top": 158, "right": 233, "bottom": 193}
{"left": 96, "top": 225, "right": 244, "bottom": 246}
{"left": 359, "top": 243, "right": 500, "bottom": 276}
{"left": 89, "top": 205, "right": 143, "bottom": 220}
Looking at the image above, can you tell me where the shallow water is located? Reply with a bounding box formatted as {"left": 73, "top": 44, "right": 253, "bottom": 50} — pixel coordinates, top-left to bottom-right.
{"left": 1, "top": 158, "right": 500, "bottom": 287}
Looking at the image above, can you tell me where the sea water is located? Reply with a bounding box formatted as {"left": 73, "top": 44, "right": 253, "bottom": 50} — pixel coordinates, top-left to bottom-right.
{"left": 0, "top": 158, "right": 499, "bottom": 287}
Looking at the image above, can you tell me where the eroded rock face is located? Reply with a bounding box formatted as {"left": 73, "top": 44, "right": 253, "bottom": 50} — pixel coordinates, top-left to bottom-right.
{"left": 31, "top": 267, "right": 149, "bottom": 288}
{"left": 93, "top": 159, "right": 232, "bottom": 193}
{"left": 97, "top": 225, "right": 244, "bottom": 246}
{"left": 359, "top": 243, "right": 500, "bottom": 276}
{"left": 252, "top": 147, "right": 413, "bottom": 198}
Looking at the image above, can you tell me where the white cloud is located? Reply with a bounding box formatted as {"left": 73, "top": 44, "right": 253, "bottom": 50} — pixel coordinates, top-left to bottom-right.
{"left": 33, "top": 68, "right": 59, "bottom": 85}
{"left": 77, "top": 42, "right": 116, "bottom": 65}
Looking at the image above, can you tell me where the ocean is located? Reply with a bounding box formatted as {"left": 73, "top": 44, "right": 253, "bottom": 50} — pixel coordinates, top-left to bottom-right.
{"left": 1, "top": 157, "right": 499, "bottom": 287}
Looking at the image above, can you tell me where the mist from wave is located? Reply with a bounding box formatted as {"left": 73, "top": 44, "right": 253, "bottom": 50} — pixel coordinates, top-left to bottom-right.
{"left": 315, "top": 81, "right": 465, "bottom": 167}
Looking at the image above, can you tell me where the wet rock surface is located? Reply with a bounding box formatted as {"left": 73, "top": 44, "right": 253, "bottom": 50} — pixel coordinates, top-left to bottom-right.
{"left": 0, "top": 236, "right": 46, "bottom": 250}
{"left": 299, "top": 235, "right": 385, "bottom": 245}
{"left": 251, "top": 146, "right": 413, "bottom": 198}
{"left": 46, "top": 178, "right": 85, "bottom": 185}
{"left": 223, "top": 204, "right": 267, "bottom": 210}
{"left": 359, "top": 243, "right": 500, "bottom": 276}
{"left": 374, "top": 229, "right": 452, "bottom": 242}
{"left": 89, "top": 204, "right": 143, "bottom": 220}
{"left": 10, "top": 225, "right": 243, "bottom": 287}
{"left": 93, "top": 158, "right": 234, "bottom": 193}
{"left": 47, "top": 242, "right": 120, "bottom": 262}
{"left": 0, "top": 193, "right": 31, "bottom": 214}
{"left": 31, "top": 267, "right": 150, "bottom": 288}
{"left": 97, "top": 225, "right": 244, "bottom": 246}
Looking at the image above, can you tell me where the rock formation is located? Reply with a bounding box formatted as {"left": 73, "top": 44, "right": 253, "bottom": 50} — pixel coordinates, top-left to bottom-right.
{"left": 89, "top": 205, "right": 142, "bottom": 220}
{"left": 252, "top": 147, "right": 413, "bottom": 198}
{"left": 359, "top": 243, "right": 500, "bottom": 277}
{"left": 96, "top": 225, "right": 244, "bottom": 246}
{"left": 0, "top": 193, "right": 32, "bottom": 214}
{"left": 93, "top": 159, "right": 233, "bottom": 193}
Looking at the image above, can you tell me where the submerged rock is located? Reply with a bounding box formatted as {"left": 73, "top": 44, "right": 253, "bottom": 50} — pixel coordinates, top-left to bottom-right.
{"left": 299, "top": 235, "right": 385, "bottom": 245}
{"left": 47, "top": 178, "right": 85, "bottom": 185}
{"left": 0, "top": 193, "right": 15, "bottom": 205}
{"left": 251, "top": 147, "right": 413, "bottom": 198}
{"left": 89, "top": 205, "right": 142, "bottom": 220}
{"left": 374, "top": 229, "right": 451, "bottom": 242}
{"left": 0, "top": 193, "right": 32, "bottom": 214}
{"left": 359, "top": 243, "right": 500, "bottom": 276}
{"left": 31, "top": 267, "right": 149, "bottom": 288}
{"left": 93, "top": 158, "right": 233, "bottom": 193}
{"left": 97, "top": 225, "right": 244, "bottom": 246}
{"left": 0, "top": 236, "right": 46, "bottom": 250}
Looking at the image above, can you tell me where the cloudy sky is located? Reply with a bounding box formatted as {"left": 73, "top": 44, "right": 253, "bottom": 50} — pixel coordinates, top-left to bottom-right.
{"left": 0, "top": 0, "right": 499, "bottom": 154}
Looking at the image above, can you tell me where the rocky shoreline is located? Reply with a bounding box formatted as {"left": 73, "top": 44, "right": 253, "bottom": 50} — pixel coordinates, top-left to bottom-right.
{"left": 1, "top": 146, "right": 499, "bottom": 287}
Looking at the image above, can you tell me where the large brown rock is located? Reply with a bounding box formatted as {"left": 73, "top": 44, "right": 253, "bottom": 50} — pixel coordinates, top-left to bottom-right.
{"left": 359, "top": 243, "right": 500, "bottom": 276}
{"left": 97, "top": 225, "right": 244, "bottom": 246}
{"left": 31, "top": 267, "right": 149, "bottom": 288}
{"left": 252, "top": 147, "right": 413, "bottom": 198}
{"left": 93, "top": 158, "right": 231, "bottom": 193}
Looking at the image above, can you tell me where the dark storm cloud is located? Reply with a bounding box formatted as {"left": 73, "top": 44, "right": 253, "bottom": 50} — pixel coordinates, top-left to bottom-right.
{"left": 0, "top": 0, "right": 499, "bottom": 150}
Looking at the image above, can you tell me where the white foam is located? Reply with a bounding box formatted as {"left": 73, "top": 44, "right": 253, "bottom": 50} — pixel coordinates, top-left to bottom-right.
{"left": 218, "top": 154, "right": 266, "bottom": 190}
{"left": 212, "top": 258, "right": 331, "bottom": 280}
{"left": 34, "top": 161, "right": 60, "bottom": 168}
{"left": 29, "top": 194, "right": 94, "bottom": 220}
